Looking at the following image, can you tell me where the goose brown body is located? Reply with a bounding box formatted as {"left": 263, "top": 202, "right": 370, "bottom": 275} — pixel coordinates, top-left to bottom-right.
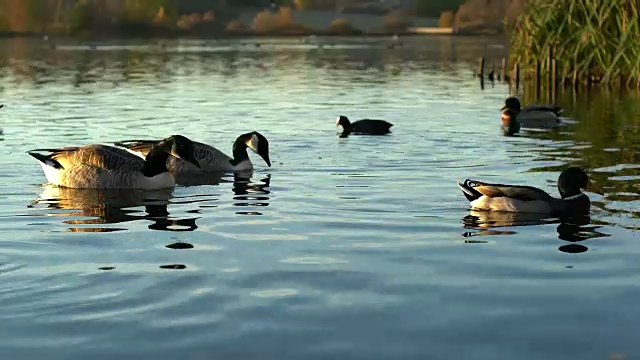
{"left": 28, "top": 135, "right": 200, "bottom": 189}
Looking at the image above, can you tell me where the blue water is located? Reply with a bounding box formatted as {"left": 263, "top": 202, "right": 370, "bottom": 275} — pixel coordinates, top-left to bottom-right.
{"left": 0, "top": 36, "right": 639, "bottom": 359}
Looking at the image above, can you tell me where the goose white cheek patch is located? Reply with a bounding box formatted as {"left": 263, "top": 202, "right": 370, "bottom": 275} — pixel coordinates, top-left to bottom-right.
{"left": 169, "top": 149, "right": 182, "bottom": 160}
{"left": 246, "top": 134, "right": 259, "bottom": 152}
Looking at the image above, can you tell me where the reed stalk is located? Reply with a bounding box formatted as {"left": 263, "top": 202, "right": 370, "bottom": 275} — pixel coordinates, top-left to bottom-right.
{"left": 509, "top": 0, "right": 640, "bottom": 88}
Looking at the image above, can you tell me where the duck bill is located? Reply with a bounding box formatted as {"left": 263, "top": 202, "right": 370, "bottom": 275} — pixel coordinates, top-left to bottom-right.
{"left": 500, "top": 105, "right": 508, "bottom": 111}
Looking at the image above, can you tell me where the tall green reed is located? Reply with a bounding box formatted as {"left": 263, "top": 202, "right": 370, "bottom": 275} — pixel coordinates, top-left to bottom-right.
{"left": 509, "top": 0, "right": 640, "bottom": 87}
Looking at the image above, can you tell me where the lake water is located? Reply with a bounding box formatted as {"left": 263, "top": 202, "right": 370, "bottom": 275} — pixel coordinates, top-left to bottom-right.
{"left": 0, "top": 36, "right": 639, "bottom": 360}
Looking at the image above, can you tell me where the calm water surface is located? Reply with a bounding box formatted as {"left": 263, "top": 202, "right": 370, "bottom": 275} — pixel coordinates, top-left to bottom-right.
{"left": 0, "top": 36, "right": 639, "bottom": 359}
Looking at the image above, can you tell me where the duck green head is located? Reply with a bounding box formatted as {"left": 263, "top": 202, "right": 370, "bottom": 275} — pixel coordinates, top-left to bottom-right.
{"left": 501, "top": 96, "right": 521, "bottom": 113}
{"left": 557, "top": 167, "right": 589, "bottom": 198}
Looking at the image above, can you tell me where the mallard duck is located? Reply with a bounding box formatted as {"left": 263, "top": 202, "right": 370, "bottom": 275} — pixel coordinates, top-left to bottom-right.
{"left": 27, "top": 135, "right": 200, "bottom": 189}
{"left": 457, "top": 167, "right": 590, "bottom": 215}
{"left": 501, "top": 96, "right": 563, "bottom": 135}
{"left": 336, "top": 116, "right": 393, "bottom": 136}
{"left": 114, "top": 131, "right": 271, "bottom": 175}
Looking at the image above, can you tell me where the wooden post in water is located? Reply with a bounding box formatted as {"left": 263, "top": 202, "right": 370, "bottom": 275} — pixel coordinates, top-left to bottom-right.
{"left": 489, "top": 63, "right": 495, "bottom": 85}
{"left": 535, "top": 60, "right": 541, "bottom": 100}
{"left": 514, "top": 63, "right": 520, "bottom": 95}
{"left": 477, "top": 57, "right": 485, "bottom": 78}
{"left": 547, "top": 47, "right": 554, "bottom": 102}
{"left": 551, "top": 58, "right": 557, "bottom": 104}
{"left": 500, "top": 57, "right": 507, "bottom": 82}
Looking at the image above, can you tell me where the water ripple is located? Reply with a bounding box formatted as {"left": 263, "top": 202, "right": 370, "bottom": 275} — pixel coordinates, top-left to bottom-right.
{"left": 0, "top": 36, "right": 638, "bottom": 359}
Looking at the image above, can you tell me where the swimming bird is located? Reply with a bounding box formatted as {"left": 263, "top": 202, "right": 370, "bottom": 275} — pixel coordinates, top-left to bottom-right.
{"left": 27, "top": 135, "right": 200, "bottom": 189}
{"left": 336, "top": 116, "right": 393, "bottom": 136}
{"left": 387, "top": 34, "right": 403, "bottom": 49}
{"left": 456, "top": 167, "right": 590, "bottom": 216}
{"left": 501, "top": 96, "right": 563, "bottom": 135}
{"left": 114, "top": 131, "right": 271, "bottom": 174}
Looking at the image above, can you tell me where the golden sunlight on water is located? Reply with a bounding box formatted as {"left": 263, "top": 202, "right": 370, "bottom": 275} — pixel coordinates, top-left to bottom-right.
{"left": 0, "top": 36, "right": 638, "bottom": 359}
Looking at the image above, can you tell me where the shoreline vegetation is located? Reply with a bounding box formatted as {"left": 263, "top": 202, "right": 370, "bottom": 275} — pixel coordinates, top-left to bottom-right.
{"left": 509, "top": 0, "right": 640, "bottom": 89}
{"left": 0, "top": 1, "right": 496, "bottom": 40}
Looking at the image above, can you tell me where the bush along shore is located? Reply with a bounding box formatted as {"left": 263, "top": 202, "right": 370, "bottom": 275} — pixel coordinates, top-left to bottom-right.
{"left": 508, "top": 0, "right": 640, "bottom": 89}
{"left": 0, "top": 3, "right": 454, "bottom": 39}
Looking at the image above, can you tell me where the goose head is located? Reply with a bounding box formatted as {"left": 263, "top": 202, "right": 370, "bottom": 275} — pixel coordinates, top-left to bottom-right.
{"left": 557, "top": 167, "right": 589, "bottom": 199}
{"left": 336, "top": 115, "right": 351, "bottom": 131}
{"left": 241, "top": 131, "right": 271, "bottom": 167}
{"left": 157, "top": 135, "right": 201, "bottom": 168}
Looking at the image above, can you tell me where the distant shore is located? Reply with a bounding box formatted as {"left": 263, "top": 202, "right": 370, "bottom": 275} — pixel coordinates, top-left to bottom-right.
{"left": 0, "top": 7, "right": 498, "bottom": 41}
{"left": 0, "top": 28, "right": 490, "bottom": 41}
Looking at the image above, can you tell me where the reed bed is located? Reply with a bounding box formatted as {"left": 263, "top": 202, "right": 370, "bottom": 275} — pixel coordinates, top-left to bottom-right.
{"left": 509, "top": 0, "right": 640, "bottom": 88}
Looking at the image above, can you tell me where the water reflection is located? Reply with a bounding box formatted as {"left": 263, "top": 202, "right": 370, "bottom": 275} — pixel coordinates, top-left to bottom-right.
{"left": 233, "top": 174, "right": 272, "bottom": 215}
{"left": 515, "top": 88, "right": 640, "bottom": 229}
{"left": 462, "top": 209, "right": 557, "bottom": 230}
{"left": 0, "top": 37, "right": 506, "bottom": 86}
{"left": 461, "top": 210, "right": 610, "bottom": 253}
{"left": 99, "top": 264, "right": 189, "bottom": 271}
{"left": 174, "top": 171, "right": 230, "bottom": 187}
{"left": 30, "top": 185, "right": 198, "bottom": 232}
{"left": 555, "top": 218, "right": 611, "bottom": 253}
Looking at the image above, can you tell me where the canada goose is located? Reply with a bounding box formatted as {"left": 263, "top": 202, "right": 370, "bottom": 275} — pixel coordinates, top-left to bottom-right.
{"left": 457, "top": 167, "right": 590, "bottom": 216}
{"left": 336, "top": 115, "right": 393, "bottom": 136}
{"left": 27, "top": 135, "right": 200, "bottom": 189}
{"left": 114, "top": 131, "right": 271, "bottom": 174}
{"left": 501, "top": 96, "right": 564, "bottom": 135}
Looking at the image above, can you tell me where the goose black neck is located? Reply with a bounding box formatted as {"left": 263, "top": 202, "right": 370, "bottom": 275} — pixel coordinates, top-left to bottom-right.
{"left": 142, "top": 145, "right": 170, "bottom": 177}
{"left": 230, "top": 138, "right": 250, "bottom": 166}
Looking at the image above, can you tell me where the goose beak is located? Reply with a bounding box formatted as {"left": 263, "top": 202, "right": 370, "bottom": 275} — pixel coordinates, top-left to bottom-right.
{"left": 262, "top": 153, "right": 271, "bottom": 167}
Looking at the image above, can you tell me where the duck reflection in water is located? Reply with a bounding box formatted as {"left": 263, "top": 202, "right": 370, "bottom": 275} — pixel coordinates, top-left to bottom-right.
{"left": 32, "top": 185, "right": 198, "bottom": 232}
{"left": 555, "top": 216, "right": 610, "bottom": 253}
{"left": 233, "top": 173, "right": 271, "bottom": 215}
{"left": 462, "top": 210, "right": 609, "bottom": 253}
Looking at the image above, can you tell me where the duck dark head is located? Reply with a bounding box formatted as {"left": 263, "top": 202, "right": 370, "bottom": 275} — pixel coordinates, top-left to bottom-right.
{"left": 501, "top": 96, "right": 521, "bottom": 113}
{"left": 242, "top": 131, "right": 271, "bottom": 167}
{"left": 557, "top": 167, "right": 589, "bottom": 198}
{"left": 336, "top": 116, "right": 351, "bottom": 130}
{"left": 162, "top": 135, "right": 201, "bottom": 168}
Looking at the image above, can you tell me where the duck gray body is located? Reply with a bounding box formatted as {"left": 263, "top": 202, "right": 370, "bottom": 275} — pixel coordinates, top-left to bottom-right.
{"left": 457, "top": 167, "right": 590, "bottom": 216}
{"left": 501, "top": 97, "right": 563, "bottom": 135}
